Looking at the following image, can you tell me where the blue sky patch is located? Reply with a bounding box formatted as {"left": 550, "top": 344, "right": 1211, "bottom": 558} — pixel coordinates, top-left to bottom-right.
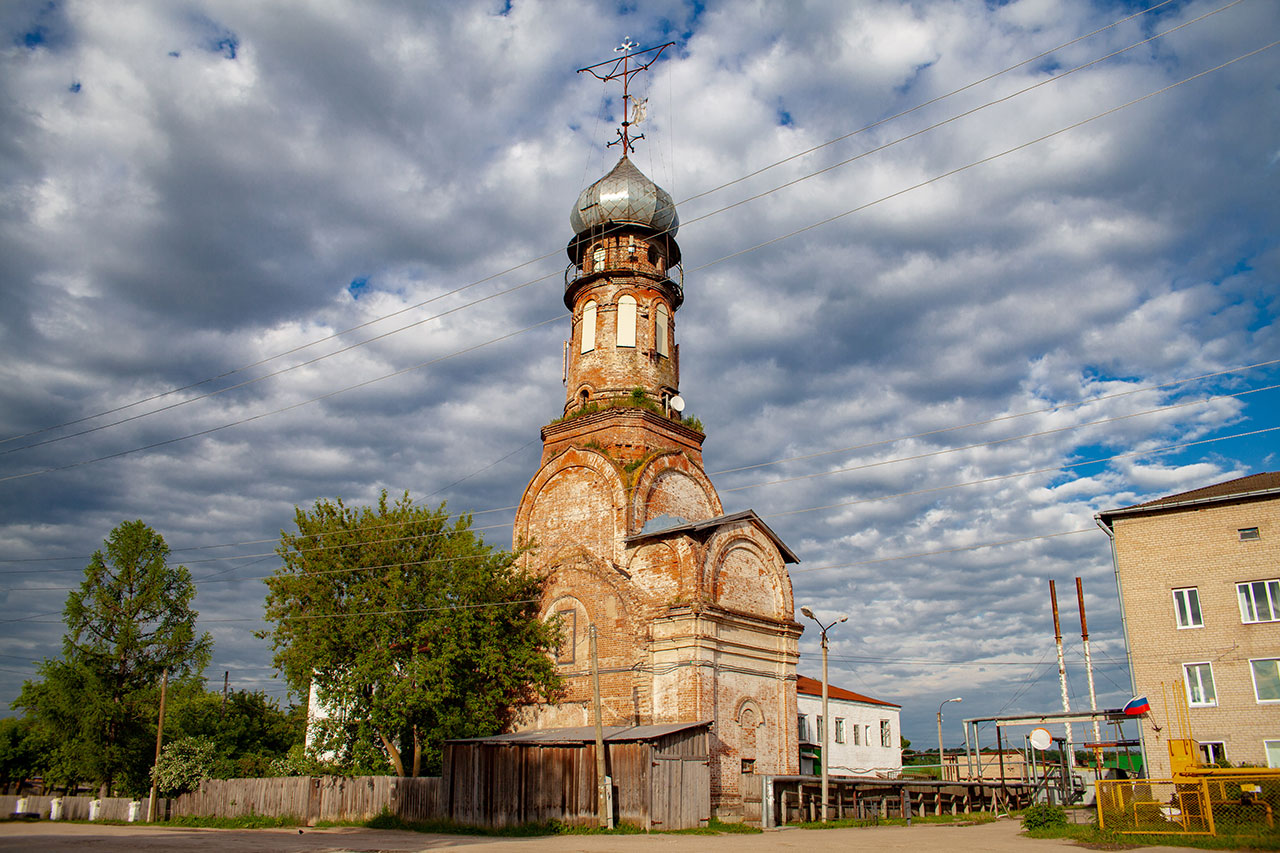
{"left": 68, "top": 80, "right": 80, "bottom": 93}
{"left": 348, "top": 277, "right": 369, "bottom": 299}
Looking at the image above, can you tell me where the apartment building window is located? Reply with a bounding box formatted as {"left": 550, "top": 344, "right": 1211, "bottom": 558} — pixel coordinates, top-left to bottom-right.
{"left": 1184, "top": 662, "right": 1217, "bottom": 706}
{"left": 1267, "top": 740, "right": 1280, "bottom": 769}
{"left": 1199, "top": 742, "right": 1227, "bottom": 766}
{"left": 881, "top": 720, "right": 893, "bottom": 748}
{"left": 797, "top": 715, "right": 808, "bottom": 742}
{"left": 1238, "top": 579, "right": 1280, "bottom": 623}
{"left": 1239, "top": 526, "right": 1260, "bottom": 541}
{"left": 816, "top": 715, "right": 824, "bottom": 741}
{"left": 1172, "top": 587, "right": 1203, "bottom": 628}
{"left": 1251, "top": 658, "right": 1280, "bottom": 702}
{"left": 835, "top": 718, "right": 845, "bottom": 744}
{"left": 852, "top": 724, "right": 860, "bottom": 746}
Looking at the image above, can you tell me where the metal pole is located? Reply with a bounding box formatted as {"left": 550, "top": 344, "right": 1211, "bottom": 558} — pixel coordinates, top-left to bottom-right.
{"left": 1077, "top": 578, "right": 1102, "bottom": 779}
{"left": 221, "top": 670, "right": 229, "bottom": 718}
{"left": 1049, "top": 580, "right": 1075, "bottom": 771}
{"left": 147, "top": 668, "right": 169, "bottom": 822}
{"left": 589, "top": 625, "right": 611, "bottom": 828}
{"left": 937, "top": 709, "right": 945, "bottom": 780}
{"left": 937, "top": 698, "right": 961, "bottom": 782}
{"left": 821, "top": 630, "right": 829, "bottom": 823}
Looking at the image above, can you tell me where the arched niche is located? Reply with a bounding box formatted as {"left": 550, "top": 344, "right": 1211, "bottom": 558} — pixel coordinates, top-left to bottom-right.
{"left": 631, "top": 453, "right": 722, "bottom": 531}
{"left": 515, "top": 448, "right": 626, "bottom": 564}
{"left": 706, "top": 533, "right": 790, "bottom": 621}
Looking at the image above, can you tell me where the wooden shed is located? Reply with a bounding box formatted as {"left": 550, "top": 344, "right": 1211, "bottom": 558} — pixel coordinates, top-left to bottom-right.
{"left": 444, "top": 721, "right": 711, "bottom": 830}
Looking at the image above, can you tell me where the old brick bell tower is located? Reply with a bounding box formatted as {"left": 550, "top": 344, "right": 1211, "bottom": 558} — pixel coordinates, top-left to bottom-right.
{"left": 511, "top": 142, "right": 802, "bottom": 817}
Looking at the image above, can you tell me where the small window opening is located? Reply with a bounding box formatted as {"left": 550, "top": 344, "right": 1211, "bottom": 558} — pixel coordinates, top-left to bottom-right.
{"left": 648, "top": 245, "right": 659, "bottom": 266}
{"left": 1241, "top": 527, "right": 1261, "bottom": 541}
{"left": 580, "top": 301, "right": 596, "bottom": 354}
{"left": 740, "top": 758, "right": 755, "bottom": 774}
{"left": 577, "top": 388, "right": 590, "bottom": 409}
{"left": 655, "top": 303, "right": 670, "bottom": 358}
{"left": 617, "top": 295, "right": 637, "bottom": 348}
{"left": 627, "top": 236, "right": 637, "bottom": 260}
{"left": 592, "top": 245, "right": 606, "bottom": 272}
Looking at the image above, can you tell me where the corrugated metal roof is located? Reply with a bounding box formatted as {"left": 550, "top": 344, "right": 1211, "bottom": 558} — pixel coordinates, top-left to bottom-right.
{"left": 449, "top": 721, "right": 711, "bottom": 746}
{"left": 623, "top": 509, "right": 800, "bottom": 564}
{"left": 796, "top": 674, "right": 899, "bottom": 708}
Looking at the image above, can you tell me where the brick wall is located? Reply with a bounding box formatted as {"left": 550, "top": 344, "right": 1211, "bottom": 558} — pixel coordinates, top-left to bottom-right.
{"left": 1111, "top": 496, "right": 1279, "bottom": 776}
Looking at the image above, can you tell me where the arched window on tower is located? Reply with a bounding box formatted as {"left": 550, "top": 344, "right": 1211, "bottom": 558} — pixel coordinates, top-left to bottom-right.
{"left": 592, "top": 244, "right": 606, "bottom": 272}
{"left": 617, "top": 295, "right": 637, "bottom": 348}
{"left": 655, "top": 303, "right": 670, "bottom": 358}
{"left": 581, "top": 300, "right": 597, "bottom": 354}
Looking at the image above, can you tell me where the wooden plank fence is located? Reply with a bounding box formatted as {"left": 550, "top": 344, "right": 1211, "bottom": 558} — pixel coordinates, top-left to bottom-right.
{"left": 2, "top": 794, "right": 138, "bottom": 820}
{"left": 171, "top": 776, "right": 445, "bottom": 825}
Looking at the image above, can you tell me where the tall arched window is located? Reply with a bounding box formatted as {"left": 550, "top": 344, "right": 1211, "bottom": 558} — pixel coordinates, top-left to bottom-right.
{"left": 580, "top": 300, "right": 597, "bottom": 354}
{"left": 616, "top": 295, "right": 637, "bottom": 348}
{"left": 655, "top": 303, "right": 670, "bottom": 357}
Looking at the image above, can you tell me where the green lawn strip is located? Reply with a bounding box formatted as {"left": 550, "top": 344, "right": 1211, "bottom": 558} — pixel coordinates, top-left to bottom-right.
{"left": 1024, "top": 822, "right": 1280, "bottom": 850}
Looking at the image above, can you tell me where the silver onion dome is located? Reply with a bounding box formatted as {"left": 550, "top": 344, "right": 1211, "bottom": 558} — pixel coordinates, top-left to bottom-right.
{"left": 570, "top": 156, "right": 679, "bottom": 237}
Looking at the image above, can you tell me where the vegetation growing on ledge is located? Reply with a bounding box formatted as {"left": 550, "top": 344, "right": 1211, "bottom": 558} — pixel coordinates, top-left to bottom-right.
{"left": 549, "top": 388, "right": 703, "bottom": 433}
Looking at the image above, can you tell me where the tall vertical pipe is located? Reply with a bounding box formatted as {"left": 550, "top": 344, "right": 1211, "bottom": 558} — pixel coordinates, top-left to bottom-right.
{"left": 1050, "top": 580, "right": 1075, "bottom": 771}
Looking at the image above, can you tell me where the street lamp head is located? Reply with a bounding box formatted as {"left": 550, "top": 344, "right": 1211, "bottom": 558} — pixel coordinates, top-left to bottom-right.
{"left": 800, "top": 606, "right": 815, "bottom": 620}
{"left": 837, "top": 615, "right": 849, "bottom": 623}
{"left": 951, "top": 697, "right": 963, "bottom": 703}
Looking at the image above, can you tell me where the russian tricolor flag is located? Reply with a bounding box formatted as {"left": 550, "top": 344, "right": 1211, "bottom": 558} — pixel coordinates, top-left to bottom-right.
{"left": 1124, "top": 696, "right": 1150, "bottom": 715}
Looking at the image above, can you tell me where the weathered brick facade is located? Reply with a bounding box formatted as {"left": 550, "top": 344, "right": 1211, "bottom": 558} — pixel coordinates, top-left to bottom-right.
{"left": 1099, "top": 473, "right": 1280, "bottom": 776}
{"left": 511, "top": 156, "right": 802, "bottom": 818}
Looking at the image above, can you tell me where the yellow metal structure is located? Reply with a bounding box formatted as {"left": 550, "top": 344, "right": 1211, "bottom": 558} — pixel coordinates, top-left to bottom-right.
{"left": 1094, "top": 683, "right": 1280, "bottom": 837}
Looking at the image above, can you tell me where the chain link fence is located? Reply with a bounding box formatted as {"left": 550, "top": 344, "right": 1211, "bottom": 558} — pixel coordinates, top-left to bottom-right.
{"left": 1097, "top": 775, "right": 1279, "bottom": 837}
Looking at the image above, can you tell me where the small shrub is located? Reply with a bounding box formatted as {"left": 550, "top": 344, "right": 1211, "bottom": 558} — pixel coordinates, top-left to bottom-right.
{"left": 1021, "top": 803, "right": 1067, "bottom": 830}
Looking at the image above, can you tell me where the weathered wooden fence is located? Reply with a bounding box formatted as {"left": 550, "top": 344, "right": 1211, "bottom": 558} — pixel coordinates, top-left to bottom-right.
{"left": 2, "top": 794, "right": 138, "bottom": 820}
{"left": 171, "top": 775, "right": 445, "bottom": 824}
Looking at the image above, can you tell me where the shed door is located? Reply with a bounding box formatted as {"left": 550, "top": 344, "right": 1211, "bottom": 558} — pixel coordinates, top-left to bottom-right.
{"left": 651, "top": 755, "right": 710, "bottom": 830}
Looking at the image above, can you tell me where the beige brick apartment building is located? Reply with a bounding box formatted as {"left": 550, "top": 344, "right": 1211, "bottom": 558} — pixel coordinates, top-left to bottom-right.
{"left": 1098, "top": 472, "right": 1280, "bottom": 777}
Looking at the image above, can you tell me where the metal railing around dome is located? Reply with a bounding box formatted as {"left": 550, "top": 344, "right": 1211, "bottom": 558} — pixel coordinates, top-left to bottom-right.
{"left": 564, "top": 263, "right": 683, "bottom": 302}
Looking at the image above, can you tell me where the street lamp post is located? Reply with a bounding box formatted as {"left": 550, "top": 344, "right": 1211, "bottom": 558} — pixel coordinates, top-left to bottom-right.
{"left": 937, "top": 697, "right": 962, "bottom": 781}
{"left": 800, "top": 606, "right": 847, "bottom": 823}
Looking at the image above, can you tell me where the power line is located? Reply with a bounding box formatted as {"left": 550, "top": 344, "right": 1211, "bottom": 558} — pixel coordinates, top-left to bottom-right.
{"left": 0, "top": 0, "right": 1218, "bottom": 450}
{"left": 6, "top": 35, "right": 1273, "bottom": 486}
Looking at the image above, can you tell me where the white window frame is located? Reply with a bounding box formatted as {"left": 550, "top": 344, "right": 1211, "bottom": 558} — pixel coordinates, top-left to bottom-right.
{"left": 852, "top": 724, "right": 860, "bottom": 746}
{"left": 797, "top": 714, "right": 808, "bottom": 742}
{"left": 1184, "top": 662, "right": 1217, "bottom": 707}
{"left": 880, "top": 720, "right": 892, "bottom": 748}
{"left": 1199, "top": 741, "right": 1227, "bottom": 765}
{"left": 1266, "top": 740, "right": 1280, "bottom": 769}
{"left": 616, "top": 295, "right": 637, "bottom": 348}
{"left": 816, "top": 714, "right": 824, "bottom": 742}
{"left": 1238, "top": 579, "right": 1280, "bottom": 623}
{"left": 1172, "top": 587, "right": 1203, "bottom": 629}
{"left": 580, "top": 301, "right": 596, "bottom": 354}
{"left": 1250, "top": 658, "right": 1280, "bottom": 703}
{"left": 835, "top": 718, "right": 845, "bottom": 744}
{"left": 654, "top": 302, "right": 670, "bottom": 357}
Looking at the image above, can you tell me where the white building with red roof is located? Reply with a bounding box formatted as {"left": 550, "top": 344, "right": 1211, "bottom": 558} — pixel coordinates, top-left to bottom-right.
{"left": 795, "top": 674, "right": 902, "bottom": 777}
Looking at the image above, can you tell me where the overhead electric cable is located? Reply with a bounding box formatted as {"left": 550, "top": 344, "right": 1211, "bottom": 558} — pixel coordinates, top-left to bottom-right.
{"left": 723, "top": 383, "right": 1279, "bottom": 493}
{"left": 6, "top": 36, "right": 1272, "bottom": 485}
{"left": 0, "top": 0, "right": 1190, "bottom": 448}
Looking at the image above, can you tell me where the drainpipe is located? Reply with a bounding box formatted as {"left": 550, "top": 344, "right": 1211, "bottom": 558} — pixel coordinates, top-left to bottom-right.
{"left": 1095, "top": 514, "right": 1149, "bottom": 778}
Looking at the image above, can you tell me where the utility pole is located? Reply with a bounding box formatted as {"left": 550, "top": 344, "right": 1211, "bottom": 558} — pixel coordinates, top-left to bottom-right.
{"left": 589, "top": 625, "right": 612, "bottom": 829}
{"left": 1049, "top": 580, "right": 1075, "bottom": 772}
{"left": 146, "top": 668, "right": 169, "bottom": 822}
{"left": 221, "top": 670, "right": 229, "bottom": 718}
{"left": 800, "top": 607, "right": 847, "bottom": 822}
{"left": 937, "top": 697, "right": 962, "bottom": 780}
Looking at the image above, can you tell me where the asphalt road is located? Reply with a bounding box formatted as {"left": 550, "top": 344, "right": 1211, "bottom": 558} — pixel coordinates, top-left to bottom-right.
{"left": 0, "top": 817, "right": 1194, "bottom": 852}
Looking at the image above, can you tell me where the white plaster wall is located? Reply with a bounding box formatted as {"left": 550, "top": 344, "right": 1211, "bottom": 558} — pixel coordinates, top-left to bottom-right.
{"left": 797, "top": 692, "right": 902, "bottom": 776}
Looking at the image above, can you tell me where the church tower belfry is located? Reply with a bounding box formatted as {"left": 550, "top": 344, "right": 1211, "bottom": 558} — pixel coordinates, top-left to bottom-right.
{"left": 513, "top": 43, "right": 802, "bottom": 823}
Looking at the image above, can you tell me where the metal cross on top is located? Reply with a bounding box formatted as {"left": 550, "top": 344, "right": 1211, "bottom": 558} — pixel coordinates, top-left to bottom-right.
{"left": 578, "top": 39, "right": 674, "bottom": 153}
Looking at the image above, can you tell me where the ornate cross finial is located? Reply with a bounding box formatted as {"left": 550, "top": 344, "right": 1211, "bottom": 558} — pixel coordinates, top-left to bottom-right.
{"left": 578, "top": 40, "right": 674, "bottom": 153}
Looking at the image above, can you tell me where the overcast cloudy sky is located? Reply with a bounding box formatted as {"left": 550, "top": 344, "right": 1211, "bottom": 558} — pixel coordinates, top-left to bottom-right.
{"left": 2, "top": 0, "right": 1277, "bottom": 750}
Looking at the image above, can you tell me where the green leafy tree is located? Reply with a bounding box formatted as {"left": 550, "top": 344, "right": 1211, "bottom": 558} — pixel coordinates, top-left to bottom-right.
{"left": 0, "top": 716, "right": 39, "bottom": 794}
{"left": 263, "top": 491, "right": 561, "bottom": 777}
{"left": 151, "top": 735, "right": 218, "bottom": 796}
{"left": 14, "top": 520, "right": 211, "bottom": 795}
{"left": 166, "top": 688, "right": 303, "bottom": 777}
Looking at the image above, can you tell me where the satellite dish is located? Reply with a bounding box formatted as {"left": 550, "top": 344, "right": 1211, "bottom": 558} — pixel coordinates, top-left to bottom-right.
{"left": 669, "top": 395, "right": 686, "bottom": 413}
{"left": 1029, "top": 727, "right": 1052, "bottom": 750}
